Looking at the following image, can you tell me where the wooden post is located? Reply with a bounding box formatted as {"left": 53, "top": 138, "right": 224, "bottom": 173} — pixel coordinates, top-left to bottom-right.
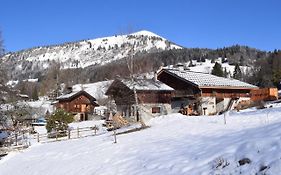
{"left": 56, "top": 130, "right": 58, "bottom": 141}
{"left": 68, "top": 129, "right": 71, "bottom": 139}
{"left": 15, "top": 132, "right": 18, "bottom": 146}
{"left": 37, "top": 133, "right": 39, "bottom": 143}
{"left": 94, "top": 125, "right": 97, "bottom": 135}
{"left": 224, "top": 112, "right": 227, "bottom": 125}
{"left": 113, "top": 130, "right": 117, "bottom": 144}
{"left": 77, "top": 127, "right": 79, "bottom": 138}
{"left": 22, "top": 132, "right": 25, "bottom": 146}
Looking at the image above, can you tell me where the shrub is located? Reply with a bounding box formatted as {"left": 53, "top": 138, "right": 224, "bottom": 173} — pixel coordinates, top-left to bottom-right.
{"left": 46, "top": 109, "right": 74, "bottom": 137}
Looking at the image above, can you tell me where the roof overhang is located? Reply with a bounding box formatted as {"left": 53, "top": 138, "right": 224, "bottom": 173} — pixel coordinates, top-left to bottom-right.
{"left": 199, "top": 86, "right": 259, "bottom": 90}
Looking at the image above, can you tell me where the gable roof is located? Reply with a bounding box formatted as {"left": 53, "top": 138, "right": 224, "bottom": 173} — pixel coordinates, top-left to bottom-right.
{"left": 56, "top": 90, "right": 96, "bottom": 102}
{"left": 159, "top": 68, "right": 258, "bottom": 89}
{"left": 57, "top": 80, "right": 113, "bottom": 101}
{"left": 120, "top": 79, "right": 174, "bottom": 91}
{"left": 106, "top": 79, "right": 174, "bottom": 95}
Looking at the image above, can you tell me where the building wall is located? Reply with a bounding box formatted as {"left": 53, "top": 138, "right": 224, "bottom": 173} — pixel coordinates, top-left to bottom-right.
{"left": 199, "top": 97, "right": 216, "bottom": 115}
{"left": 56, "top": 95, "right": 96, "bottom": 114}
{"left": 138, "top": 103, "right": 172, "bottom": 123}
{"left": 116, "top": 103, "right": 172, "bottom": 122}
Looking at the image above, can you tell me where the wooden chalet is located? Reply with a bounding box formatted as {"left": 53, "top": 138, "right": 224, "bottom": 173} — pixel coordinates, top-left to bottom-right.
{"left": 55, "top": 90, "right": 99, "bottom": 121}
{"left": 106, "top": 78, "right": 174, "bottom": 122}
{"left": 157, "top": 68, "right": 258, "bottom": 115}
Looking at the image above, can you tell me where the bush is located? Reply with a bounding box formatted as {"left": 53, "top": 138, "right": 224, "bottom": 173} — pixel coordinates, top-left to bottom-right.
{"left": 212, "top": 157, "right": 230, "bottom": 169}
{"left": 46, "top": 109, "right": 74, "bottom": 137}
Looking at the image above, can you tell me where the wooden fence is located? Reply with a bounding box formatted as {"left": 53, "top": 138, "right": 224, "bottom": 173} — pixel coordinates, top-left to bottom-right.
{"left": 35, "top": 125, "right": 100, "bottom": 143}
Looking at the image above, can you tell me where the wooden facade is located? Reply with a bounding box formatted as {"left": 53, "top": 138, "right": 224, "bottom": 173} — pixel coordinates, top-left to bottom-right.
{"left": 106, "top": 79, "right": 173, "bottom": 105}
{"left": 55, "top": 91, "right": 98, "bottom": 121}
{"left": 250, "top": 88, "right": 278, "bottom": 101}
{"left": 106, "top": 79, "right": 173, "bottom": 120}
{"left": 201, "top": 88, "right": 251, "bottom": 98}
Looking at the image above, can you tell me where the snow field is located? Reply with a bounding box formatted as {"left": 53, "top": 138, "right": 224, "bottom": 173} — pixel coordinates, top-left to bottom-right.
{"left": 1, "top": 105, "right": 281, "bottom": 174}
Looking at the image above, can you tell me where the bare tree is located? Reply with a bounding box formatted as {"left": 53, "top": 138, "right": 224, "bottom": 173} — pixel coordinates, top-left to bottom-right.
{"left": 0, "top": 30, "right": 4, "bottom": 57}
{"left": 120, "top": 29, "right": 146, "bottom": 127}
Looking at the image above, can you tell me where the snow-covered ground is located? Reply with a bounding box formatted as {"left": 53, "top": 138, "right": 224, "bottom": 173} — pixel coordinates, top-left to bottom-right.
{"left": 1, "top": 105, "right": 281, "bottom": 174}
{"left": 182, "top": 58, "right": 249, "bottom": 76}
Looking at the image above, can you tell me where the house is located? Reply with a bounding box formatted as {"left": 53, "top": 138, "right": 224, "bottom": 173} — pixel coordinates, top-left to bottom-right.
{"left": 105, "top": 78, "right": 174, "bottom": 122}
{"left": 157, "top": 68, "right": 258, "bottom": 115}
{"left": 55, "top": 90, "right": 99, "bottom": 121}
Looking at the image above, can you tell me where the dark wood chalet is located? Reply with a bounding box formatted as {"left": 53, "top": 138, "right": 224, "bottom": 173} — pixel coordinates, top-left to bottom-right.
{"left": 106, "top": 78, "right": 174, "bottom": 122}
{"left": 55, "top": 90, "right": 99, "bottom": 121}
{"left": 157, "top": 68, "right": 258, "bottom": 115}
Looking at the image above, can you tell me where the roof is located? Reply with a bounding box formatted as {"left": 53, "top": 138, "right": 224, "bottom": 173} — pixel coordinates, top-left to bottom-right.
{"left": 120, "top": 79, "right": 174, "bottom": 91}
{"left": 56, "top": 90, "right": 96, "bottom": 102}
{"left": 57, "top": 80, "right": 113, "bottom": 101}
{"left": 160, "top": 68, "right": 258, "bottom": 89}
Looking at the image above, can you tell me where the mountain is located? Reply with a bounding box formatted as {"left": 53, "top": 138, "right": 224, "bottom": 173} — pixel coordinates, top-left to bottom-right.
{"left": 0, "top": 30, "right": 182, "bottom": 80}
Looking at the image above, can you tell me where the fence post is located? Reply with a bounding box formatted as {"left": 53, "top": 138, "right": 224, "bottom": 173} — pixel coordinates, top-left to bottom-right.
{"left": 22, "top": 132, "right": 25, "bottom": 146}
{"left": 224, "top": 113, "right": 227, "bottom": 125}
{"left": 94, "top": 125, "right": 97, "bottom": 135}
{"left": 68, "top": 129, "right": 71, "bottom": 139}
{"left": 15, "top": 132, "right": 18, "bottom": 146}
{"left": 56, "top": 130, "right": 58, "bottom": 141}
{"left": 77, "top": 127, "right": 79, "bottom": 138}
{"left": 37, "top": 133, "right": 39, "bottom": 143}
{"left": 113, "top": 130, "right": 117, "bottom": 144}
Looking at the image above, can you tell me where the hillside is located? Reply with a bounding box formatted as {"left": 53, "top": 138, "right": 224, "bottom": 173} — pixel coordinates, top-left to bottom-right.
{"left": 1, "top": 104, "right": 281, "bottom": 174}
{"left": 0, "top": 30, "right": 272, "bottom": 97}
{"left": 0, "top": 30, "right": 181, "bottom": 80}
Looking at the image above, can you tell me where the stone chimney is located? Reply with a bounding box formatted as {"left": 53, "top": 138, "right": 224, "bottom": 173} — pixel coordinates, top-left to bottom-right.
{"left": 66, "top": 87, "right": 73, "bottom": 94}
{"left": 153, "top": 71, "right": 158, "bottom": 82}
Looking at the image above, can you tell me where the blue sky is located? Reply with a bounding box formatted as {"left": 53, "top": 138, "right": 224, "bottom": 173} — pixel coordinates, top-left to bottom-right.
{"left": 0, "top": 0, "right": 280, "bottom": 52}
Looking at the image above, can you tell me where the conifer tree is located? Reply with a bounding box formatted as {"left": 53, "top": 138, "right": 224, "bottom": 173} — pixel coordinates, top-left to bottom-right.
{"left": 233, "top": 63, "right": 242, "bottom": 80}
{"left": 46, "top": 109, "right": 74, "bottom": 137}
{"left": 223, "top": 67, "right": 229, "bottom": 78}
{"left": 211, "top": 62, "right": 224, "bottom": 77}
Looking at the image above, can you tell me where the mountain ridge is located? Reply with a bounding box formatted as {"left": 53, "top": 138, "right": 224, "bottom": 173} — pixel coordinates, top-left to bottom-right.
{"left": 0, "top": 30, "right": 182, "bottom": 80}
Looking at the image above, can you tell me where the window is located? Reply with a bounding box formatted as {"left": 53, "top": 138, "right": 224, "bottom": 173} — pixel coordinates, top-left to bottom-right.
{"left": 152, "top": 107, "right": 161, "bottom": 114}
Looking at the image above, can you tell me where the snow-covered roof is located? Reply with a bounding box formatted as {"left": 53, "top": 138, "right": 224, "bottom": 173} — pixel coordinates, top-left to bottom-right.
{"left": 18, "top": 94, "right": 29, "bottom": 98}
{"left": 57, "top": 80, "right": 113, "bottom": 100}
{"left": 56, "top": 91, "right": 79, "bottom": 100}
{"left": 161, "top": 68, "right": 258, "bottom": 89}
{"left": 121, "top": 79, "right": 174, "bottom": 91}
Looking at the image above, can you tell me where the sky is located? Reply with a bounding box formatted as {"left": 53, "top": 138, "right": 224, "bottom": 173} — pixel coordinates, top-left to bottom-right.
{"left": 0, "top": 0, "right": 280, "bottom": 52}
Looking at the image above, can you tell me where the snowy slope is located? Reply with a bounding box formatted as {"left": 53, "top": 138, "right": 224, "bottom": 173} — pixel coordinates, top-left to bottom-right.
{"left": 1, "top": 30, "right": 181, "bottom": 80}
{"left": 1, "top": 104, "right": 281, "bottom": 174}
{"left": 181, "top": 58, "right": 249, "bottom": 76}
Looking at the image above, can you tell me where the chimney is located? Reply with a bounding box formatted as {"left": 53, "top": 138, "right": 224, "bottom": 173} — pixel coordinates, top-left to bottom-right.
{"left": 80, "top": 84, "right": 84, "bottom": 91}
{"left": 153, "top": 71, "right": 158, "bottom": 82}
{"left": 66, "top": 87, "right": 73, "bottom": 94}
{"left": 176, "top": 63, "right": 184, "bottom": 71}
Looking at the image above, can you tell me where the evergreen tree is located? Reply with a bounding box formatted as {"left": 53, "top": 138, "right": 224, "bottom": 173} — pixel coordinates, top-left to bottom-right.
{"left": 211, "top": 62, "right": 224, "bottom": 77}
{"left": 223, "top": 67, "right": 229, "bottom": 78}
{"left": 188, "top": 59, "right": 194, "bottom": 67}
{"left": 46, "top": 109, "right": 74, "bottom": 137}
{"left": 233, "top": 63, "right": 242, "bottom": 80}
{"left": 32, "top": 87, "right": 39, "bottom": 100}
